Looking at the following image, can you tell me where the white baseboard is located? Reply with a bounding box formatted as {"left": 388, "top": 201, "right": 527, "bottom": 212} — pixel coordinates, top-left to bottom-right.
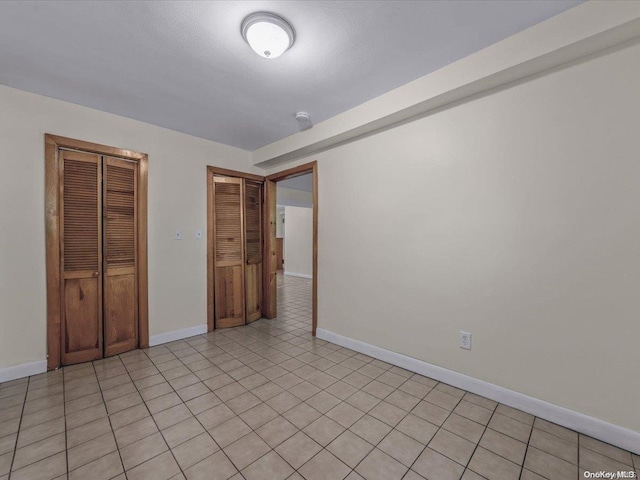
{"left": 284, "top": 272, "right": 313, "bottom": 279}
{"left": 0, "top": 360, "right": 47, "bottom": 383}
{"left": 149, "top": 324, "right": 208, "bottom": 347}
{"left": 316, "top": 328, "right": 640, "bottom": 455}
{"left": 0, "top": 325, "right": 209, "bottom": 383}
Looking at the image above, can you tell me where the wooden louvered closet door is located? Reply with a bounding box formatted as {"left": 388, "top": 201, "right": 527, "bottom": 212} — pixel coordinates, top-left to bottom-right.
{"left": 103, "top": 157, "right": 138, "bottom": 356}
{"left": 244, "top": 181, "right": 263, "bottom": 323}
{"left": 213, "top": 176, "right": 245, "bottom": 328}
{"left": 60, "top": 150, "right": 103, "bottom": 364}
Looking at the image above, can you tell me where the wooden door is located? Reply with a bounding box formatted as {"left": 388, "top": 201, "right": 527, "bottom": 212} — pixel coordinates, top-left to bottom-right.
{"left": 213, "top": 176, "right": 245, "bottom": 327}
{"left": 60, "top": 150, "right": 103, "bottom": 365}
{"left": 103, "top": 157, "right": 138, "bottom": 356}
{"left": 276, "top": 238, "right": 284, "bottom": 271}
{"left": 244, "top": 181, "right": 263, "bottom": 323}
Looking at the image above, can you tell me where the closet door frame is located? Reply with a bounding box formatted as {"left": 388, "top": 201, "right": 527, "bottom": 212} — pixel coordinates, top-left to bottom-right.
{"left": 45, "top": 134, "right": 149, "bottom": 370}
{"left": 206, "top": 167, "right": 265, "bottom": 332}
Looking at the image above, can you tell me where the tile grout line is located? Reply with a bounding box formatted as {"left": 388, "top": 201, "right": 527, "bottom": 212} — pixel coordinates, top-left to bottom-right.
{"left": 137, "top": 341, "right": 239, "bottom": 478}
{"left": 62, "top": 368, "right": 68, "bottom": 480}
{"left": 462, "top": 401, "right": 499, "bottom": 480}
{"left": 6, "top": 376, "right": 29, "bottom": 480}
{"left": 90, "top": 360, "right": 126, "bottom": 480}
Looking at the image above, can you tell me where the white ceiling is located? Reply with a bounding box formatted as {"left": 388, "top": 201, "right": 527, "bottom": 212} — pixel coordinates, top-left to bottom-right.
{"left": 0, "top": 1, "right": 582, "bottom": 151}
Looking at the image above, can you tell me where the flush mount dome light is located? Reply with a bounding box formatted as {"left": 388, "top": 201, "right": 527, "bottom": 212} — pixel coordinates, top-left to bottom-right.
{"left": 241, "top": 12, "right": 295, "bottom": 59}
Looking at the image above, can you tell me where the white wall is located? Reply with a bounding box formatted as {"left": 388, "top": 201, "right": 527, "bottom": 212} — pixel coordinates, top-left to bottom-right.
{"left": 284, "top": 206, "right": 313, "bottom": 277}
{"left": 267, "top": 41, "right": 640, "bottom": 434}
{"left": 276, "top": 185, "right": 313, "bottom": 208}
{"left": 0, "top": 85, "right": 258, "bottom": 371}
{"left": 276, "top": 208, "right": 285, "bottom": 239}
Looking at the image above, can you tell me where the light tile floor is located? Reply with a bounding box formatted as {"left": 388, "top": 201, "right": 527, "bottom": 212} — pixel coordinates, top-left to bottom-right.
{"left": 0, "top": 273, "right": 638, "bottom": 480}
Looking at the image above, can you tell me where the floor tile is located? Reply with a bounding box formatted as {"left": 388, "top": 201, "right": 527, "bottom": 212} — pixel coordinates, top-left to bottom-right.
{"left": 256, "top": 416, "right": 299, "bottom": 447}
{"left": 184, "top": 451, "right": 238, "bottom": 480}
{"left": 396, "top": 413, "right": 439, "bottom": 445}
{"left": 242, "top": 450, "right": 294, "bottom": 480}
{"left": 378, "top": 429, "right": 425, "bottom": 466}
{"left": 529, "top": 427, "right": 577, "bottom": 464}
{"left": 412, "top": 447, "right": 465, "bottom": 480}
{"left": 16, "top": 416, "right": 65, "bottom": 448}
{"left": 368, "top": 401, "right": 406, "bottom": 427}
{"left": 355, "top": 448, "right": 408, "bottom": 480}
{"left": 442, "top": 413, "right": 486, "bottom": 443}
{"left": 12, "top": 433, "right": 65, "bottom": 470}
{"left": 327, "top": 430, "right": 374, "bottom": 468}
{"left": 224, "top": 432, "right": 271, "bottom": 470}
{"left": 113, "top": 416, "right": 158, "bottom": 448}
{"left": 282, "top": 402, "right": 322, "bottom": 429}
{"left": 108, "top": 403, "right": 148, "bottom": 430}
{"left": 154, "top": 403, "right": 192, "bottom": 430}
{"left": 197, "top": 403, "right": 235, "bottom": 430}
{"left": 524, "top": 446, "right": 577, "bottom": 480}
{"left": 68, "top": 451, "right": 123, "bottom": 480}
{"left": 10, "top": 451, "right": 67, "bottom": 480}
{"left": 429, "top": 428, "right": 476, "bottom": 466}
{"left": 210, "top": 416, "right": 252, "bottom": 448}
{"left": 468, "top": 447, "right": 521, "bottom": 480}
{"left": 453, "top": 400, "right": 493, "bottom": 425}
{"left": 127, "top": 450, "right": 180, "bottom": 480}
{"left": 120, "top": 431, "right": 168, "bottom": 470}
{"left": 275, "top": 431, "right": 322, "bottom": 469}
{"left": 488, "top": 413, "right": 532, "bottom": 443}
{"left": 299, "top": 449, "right": 351, "bottom": 480}
{"left": 580, "top": 434, "right": 633, "bottom": 466}
{"left": 171, "top": 432, "right": 219, "bottom": 470}
{"left": 345, "top": 390, "right": 380, "bottom": 414}
{"left": 162, "top": 416, "right": 205, "bottom": 448}
{"left": 411, "top": 400, "right": 450, "bottom": 426}
{"left": 350, "top": 414, "right": 393, "bottom": 445}
{"left": 303, "top": 415, "right": 345, "bottom": 446}
{"left": 479, "top": 428, "right": 527, "bottom": 465}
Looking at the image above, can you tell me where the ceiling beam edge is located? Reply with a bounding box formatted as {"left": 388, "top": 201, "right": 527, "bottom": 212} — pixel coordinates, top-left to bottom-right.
{"left": 251, "top": 1, "right": 640, "bottom": 168}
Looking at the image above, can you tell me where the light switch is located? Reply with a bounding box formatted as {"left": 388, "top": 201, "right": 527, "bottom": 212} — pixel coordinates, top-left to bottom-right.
{"left": 174, "top": 229, "right": 182, "bottom": 240}
{"left": 195, "top": 229, "right": 203, "bottom": 240}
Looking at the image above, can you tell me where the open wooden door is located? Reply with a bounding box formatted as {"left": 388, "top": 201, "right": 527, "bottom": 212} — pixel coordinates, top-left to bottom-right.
{"left": 60, "top": 150, "right": 103, "bottom": 365}
{"left": 244, "top": 180, "right": 263, "bottom": 323}
{"left": 103, "top": 157, "right": 138, "bottom": 356}
{"left": 213, "top": 176, "right": 246, "bottom": 328}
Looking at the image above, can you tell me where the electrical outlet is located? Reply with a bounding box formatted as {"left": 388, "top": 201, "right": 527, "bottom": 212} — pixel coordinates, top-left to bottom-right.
{"left": 195, "top": 229, "right": 202, "bottom": 239}
{"left": 174, "top": 229, "right": 182, "bottom": 240}
{"left": 460, "top": 331, "right": 472, "bottom": 350}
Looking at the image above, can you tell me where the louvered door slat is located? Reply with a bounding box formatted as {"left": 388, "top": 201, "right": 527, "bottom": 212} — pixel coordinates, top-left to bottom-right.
{"left": 213, "top": 177, "right": 245, "bottom": 327}
{"left": 103, "top": 157, "right": 138, "bottom": 357}
{"left": 60, "top": 150, "right": 103, "bottom": 365}
{"left": 244, "top": 181, "right": 263, "bottom": 323}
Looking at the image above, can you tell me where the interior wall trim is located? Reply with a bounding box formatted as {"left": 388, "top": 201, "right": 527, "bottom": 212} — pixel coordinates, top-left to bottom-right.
{"left": 149, "top": 324, "right": 208, "bottom": 347}
{"left": 316, "top": 328, "right": 640, "bottom": 455}
{"left": 0, "top": 360, "right": 47, "bottom": 383}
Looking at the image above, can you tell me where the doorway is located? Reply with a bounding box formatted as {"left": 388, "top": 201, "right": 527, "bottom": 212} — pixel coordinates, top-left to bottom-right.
{"left": 264, "top": 161, "right": 318, "bottom": 335}
{"left": 45, "top": 134, "right": 149, "bottom": 370}
{"left": 206, "top": 161, "right": 318, "bottom": 335}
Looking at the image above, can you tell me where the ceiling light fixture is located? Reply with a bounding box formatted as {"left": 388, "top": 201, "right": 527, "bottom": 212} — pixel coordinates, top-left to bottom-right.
{"left": 241, "top": 12, "right": 295, "bottom": 59}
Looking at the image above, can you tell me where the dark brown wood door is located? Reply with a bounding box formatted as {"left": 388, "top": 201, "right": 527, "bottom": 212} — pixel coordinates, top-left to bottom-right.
{"left": 103, "top": 157, "right": 138, "bottom": 357}
{"left": 60, "top": 150, "right": 103, "bottom": 365}
{"left": 213, "top": 176, "right": 245, "bottom": 328}
{"left": 276, "top": 238, "right": 284, "bottom": 271}
{"left": 244, "top": 180, "right": 263, "bottom": 323}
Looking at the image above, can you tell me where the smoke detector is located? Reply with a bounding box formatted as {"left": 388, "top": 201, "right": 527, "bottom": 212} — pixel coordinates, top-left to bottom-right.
{"left": 295, "top": 112, "right": 313, "bottom": 131}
